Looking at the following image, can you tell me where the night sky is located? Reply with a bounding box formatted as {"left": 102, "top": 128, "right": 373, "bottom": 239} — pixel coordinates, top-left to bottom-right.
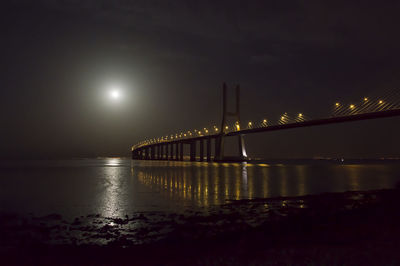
{"left": 2, "top": 1, "right": 400, "bottom": 159}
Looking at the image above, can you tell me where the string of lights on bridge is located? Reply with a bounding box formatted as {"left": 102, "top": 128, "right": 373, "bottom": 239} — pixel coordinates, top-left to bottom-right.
{"left": 133, "top": 88, "right": 400, "bottom": 149}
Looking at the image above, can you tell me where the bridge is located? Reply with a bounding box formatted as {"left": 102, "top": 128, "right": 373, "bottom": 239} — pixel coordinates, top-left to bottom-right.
{"left": 132, "top": 84, "right": 400, "bottom": 162}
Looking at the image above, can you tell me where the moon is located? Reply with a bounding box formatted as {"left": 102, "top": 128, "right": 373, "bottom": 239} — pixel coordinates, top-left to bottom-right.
{"left": 110, "top": 89, "right": 120, "bottom": 99}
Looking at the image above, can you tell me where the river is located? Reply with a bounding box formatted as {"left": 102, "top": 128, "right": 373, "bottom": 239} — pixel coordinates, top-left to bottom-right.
{"left": 1, "top": 158, "right": 399, "bottom": 219}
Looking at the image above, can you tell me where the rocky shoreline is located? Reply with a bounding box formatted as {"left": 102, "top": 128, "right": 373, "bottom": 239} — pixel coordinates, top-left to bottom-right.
{"left": 2, "top": 188, "right": 400, "bottom": 265}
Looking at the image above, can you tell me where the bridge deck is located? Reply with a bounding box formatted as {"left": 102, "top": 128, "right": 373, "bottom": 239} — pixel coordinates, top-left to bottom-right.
{"left": 133, "top": 109, "right": 400, "bottom": 151}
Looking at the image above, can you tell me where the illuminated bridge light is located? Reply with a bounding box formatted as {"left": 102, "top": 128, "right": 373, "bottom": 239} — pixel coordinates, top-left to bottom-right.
{"left": 298, "top": 113, "right": 303, "bottom": 117}
{"left": 225, "top": 126, "right": 228, "bottom": 130}
{"left": 236, "top": 124, "right": 240, "bottom": 131}
{"left": 263, "top": 119, "right": 267, "bottom": 123}
{"left": 335, "top": 102, "right": 340, "bottom": 107}
{"left": 349, "top": 104, "right": 355, "bottom": 109}
{"left": 379, "top": 100, "right": 384, "bottom": 104}
{"left": 248, "top": 121, "right": 252, "bottom": 127}
{"left": 364, "top": 97, "right": 368, "bottom": 102}
{"left": 215, "top": 127, "right": 218, "bottom": 132}
{"left": 205, "top": 129, "right": 208, "bottom": 133}
{"left": 184, "top": 134, "right": 186, "bottom": 137}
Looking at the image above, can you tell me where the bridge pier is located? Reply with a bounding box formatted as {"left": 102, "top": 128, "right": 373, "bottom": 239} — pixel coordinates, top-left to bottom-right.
{"left": 150, "top": 146, "right": 154, "bottom": 160}
{"left": 214, "top": 137, "right": 220, "bottom": 160}
{"left": 174, "top": 143, "right": 179, "bottom": 160}
{"left": 169, "top": 143, "right": 173, "bottom": 160}
{"left": 206, "top": 137, "right": 212, "bottom": 162}
{"left": 164, "top": 144, "right": 168, "bottom": 160}
{"left": 144, "top": 147, "right": 149, "bottom": 160}
{"left": 199, "top": 139, "right": 204, "bottom": 162}
{"left": 134, "top": 149, "right": 143, "bottom": 160}
{"left": 190, "top": 141, "right": 196, "bottom": 161}
{"left": 180, "top": 143, "right": 184, "bottom": 161}
{"left": 132, "top": 149, "right": 138, "bottom": 160}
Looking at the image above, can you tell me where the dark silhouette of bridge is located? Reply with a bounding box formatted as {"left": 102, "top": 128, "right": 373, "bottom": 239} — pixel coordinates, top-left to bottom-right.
{"left": 132, "top": 84, "right": 400, "bottom": 162}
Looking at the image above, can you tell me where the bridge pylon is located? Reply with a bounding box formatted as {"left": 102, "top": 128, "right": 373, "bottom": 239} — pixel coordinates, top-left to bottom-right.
{"left": 215, "top": 83, "right": 248, "bottom": 161}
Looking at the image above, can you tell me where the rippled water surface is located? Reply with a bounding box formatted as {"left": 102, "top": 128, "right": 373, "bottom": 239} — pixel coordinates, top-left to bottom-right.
{"left": 1, "top": 158, "right": 400, "bottom": 219}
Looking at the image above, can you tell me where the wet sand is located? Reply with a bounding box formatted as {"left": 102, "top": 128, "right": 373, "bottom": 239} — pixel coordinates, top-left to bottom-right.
{"left": 2, "top": 188, "right": 400, "bottom": 265}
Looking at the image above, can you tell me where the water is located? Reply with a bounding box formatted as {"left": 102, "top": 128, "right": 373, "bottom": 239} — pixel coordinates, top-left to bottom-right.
{"left": 1, "top": 158, "right": 400, "bottom": 219}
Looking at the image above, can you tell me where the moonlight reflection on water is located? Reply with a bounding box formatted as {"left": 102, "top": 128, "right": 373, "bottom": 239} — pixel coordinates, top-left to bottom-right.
{"left": 0, "top": 158, "right": 399, "bottom": 219}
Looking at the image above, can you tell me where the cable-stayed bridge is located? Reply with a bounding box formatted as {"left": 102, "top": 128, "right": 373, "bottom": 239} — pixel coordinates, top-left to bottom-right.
{"left": 131, "top": 84, "right": 400, "bottom": 162}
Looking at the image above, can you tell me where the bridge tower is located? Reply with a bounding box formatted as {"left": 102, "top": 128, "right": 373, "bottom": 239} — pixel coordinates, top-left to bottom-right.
{"left": 215, "top": 83, "right": 248, "bottom": 161}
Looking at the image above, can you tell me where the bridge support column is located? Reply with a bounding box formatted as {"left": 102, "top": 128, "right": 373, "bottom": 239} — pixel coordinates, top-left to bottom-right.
{"left": 175, "top": 143, "right": 179, "bottom": 160}
{"left": 144, "top": 147, "right": 149, "bottom": 160}
{"left": 179, "top": 143, "right": 184, "bottom": 161}
{"left": 165, "top": 144, "right": 169, "bottom": 160}
{"left": 169, "top": 143, "right": 174, "bottom": 160}
{"left": 150, "top": 146, "right": 155, "bottom": 160}
{"left": 215, "top": 83, "right": 247, "bottom": 161}
{"left": 206, "top": 138, "right": 212, "bottom": 162}
{"left": 215, "top": 137, "right": 221, "bottom": 161}
{"left": 161, "top": 144, "right": 165, "bottom": 160}
{"left": 199, "top": 139, "right": 204, "bottom": 162}
{"left": 190, "top": 141, "right": 196, "bottom": 162}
